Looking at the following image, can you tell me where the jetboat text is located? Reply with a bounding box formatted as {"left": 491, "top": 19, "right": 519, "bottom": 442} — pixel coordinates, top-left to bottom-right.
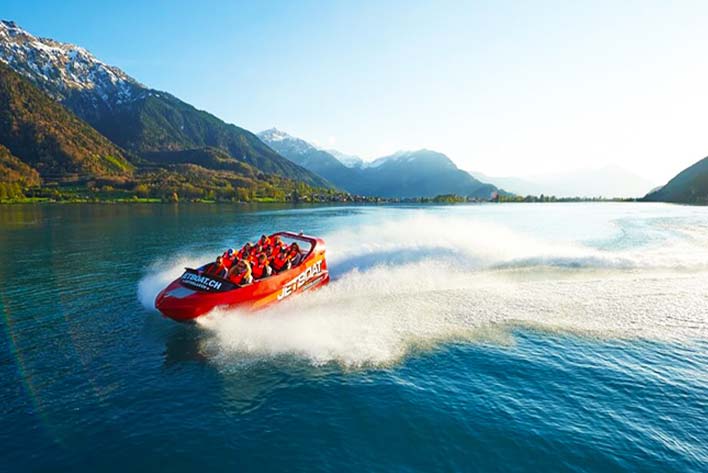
{"left": 181, "top": 272, "right": 223, "bottom": 291}
{"left": 278, "top": 261, "right": 323, "bottom": 300}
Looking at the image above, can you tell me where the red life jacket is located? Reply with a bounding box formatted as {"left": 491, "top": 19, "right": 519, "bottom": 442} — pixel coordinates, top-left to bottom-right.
{"left": 288, "top": 250, "right": 301, "bottom": 266}
{"left": 252, "top": 262, "right": 270, "bottom": 279}
{"left": 272, "top": 251, "right": 291, "bottom": 271}
{"left": 229, "top": 270, "right": 246, "bottom": 285}
{"left": 221, "top": 253, "right": 235, "bottom": 269}
{"left": 206, "top": 262, "right": 227, "bottom": 278}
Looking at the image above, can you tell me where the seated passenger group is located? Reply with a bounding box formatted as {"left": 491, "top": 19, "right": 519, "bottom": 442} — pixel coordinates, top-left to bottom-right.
{"left": 203, "top": 235, "right": 302, "bottom": 286}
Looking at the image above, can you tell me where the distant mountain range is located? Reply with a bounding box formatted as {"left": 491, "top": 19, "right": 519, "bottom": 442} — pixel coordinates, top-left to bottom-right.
{"left": 470, "top": 166, "right": 656, "bottom": 198}
{"left": 644, "top": 157, "right": 708, "bottom": 204}
{"left": 0, "top": 19, "right": 497, "bottom": 201}
{"left": 257, "top": 128, "right": 353, "bottom": 190}
{"left": 326, "top": 149, "right": 363, "bottom": 168}
{"left": 258, "top": 128, "right": 500, "bottom": 199}
{"left": 1, "top": 19, "right": 701, "bottom": 204}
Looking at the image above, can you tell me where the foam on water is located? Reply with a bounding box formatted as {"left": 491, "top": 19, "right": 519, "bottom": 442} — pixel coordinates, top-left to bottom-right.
{"left": 139, "top": 213, "right": 708, "bottom": 367}
{"left": 137, "top": 254, "right": 210, "bottom": 309}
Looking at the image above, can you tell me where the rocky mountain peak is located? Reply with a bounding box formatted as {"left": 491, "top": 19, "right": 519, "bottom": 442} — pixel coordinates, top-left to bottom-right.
{"left": 259, "top": 127, "right": 292, "bottom": 142}
{"left": 258, "top": 128, "right": 317, "bottom": 156}
{"left": 0, "top": 20, "right": 144, "bottom": 107}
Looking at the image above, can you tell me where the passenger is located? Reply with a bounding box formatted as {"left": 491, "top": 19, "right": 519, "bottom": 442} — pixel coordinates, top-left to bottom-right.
{"left": 249, "top": 244, "right": 261, "bottom": 261}
{"left": 264, "top": 245, "right": 275, "bottom": 265}
{"left": 221, "top": 248, "right": 236, "bottom": 269}
{"left": 251, "top": 253, "right": 273, "bottom": 280}
{"left": 287, "top": 243, "right": 302, "bottom": 266}
{"left": 258, "top": 234, "right": 271, "bottom": 249}
{"left": 237, "top": 242, "right": 252, "bottom": 260}
{"left": 271, "top": 235, "right": 286, "bottom": 253}
{"left": 228, "top": 259, "right": 252, "bottom": 286}
{"left": 205, "top": 256, "right": 228, "bottom": 278}
{"left": 272, "top": 246, "right": 292, "bottom": 272}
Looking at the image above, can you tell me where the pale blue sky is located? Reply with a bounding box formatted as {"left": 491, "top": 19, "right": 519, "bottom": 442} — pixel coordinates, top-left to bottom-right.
{"left": 4, "top": 0, "right": 708, "bottom": 182}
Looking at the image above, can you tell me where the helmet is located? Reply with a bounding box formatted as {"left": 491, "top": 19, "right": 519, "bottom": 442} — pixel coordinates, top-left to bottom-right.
{"left": 227, "top": 248, "right": 235, "bottom": 256}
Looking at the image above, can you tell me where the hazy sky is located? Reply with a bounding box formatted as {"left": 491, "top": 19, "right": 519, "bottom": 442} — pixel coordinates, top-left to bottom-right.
{"left": 5, "top": 0, "right": 708, "bottom": 183}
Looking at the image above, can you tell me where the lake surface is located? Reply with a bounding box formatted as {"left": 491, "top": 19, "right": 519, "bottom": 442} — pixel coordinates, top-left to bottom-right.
{"left": 1, "top": 202, "right": 706, "bottom": 472}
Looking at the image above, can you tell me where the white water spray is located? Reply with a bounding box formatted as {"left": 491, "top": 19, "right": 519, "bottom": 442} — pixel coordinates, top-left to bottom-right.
{"left": 139, "top": 212, "right": 708, "bottom": 367}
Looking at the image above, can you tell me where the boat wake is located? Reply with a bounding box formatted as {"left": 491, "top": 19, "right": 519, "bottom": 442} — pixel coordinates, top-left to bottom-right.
{"left": 139, "top": 213, "right": 708, "bottom": 368}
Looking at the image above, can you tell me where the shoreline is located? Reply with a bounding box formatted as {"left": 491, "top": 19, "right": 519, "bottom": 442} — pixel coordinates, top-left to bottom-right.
{"left": 0, "top": 198, "right": 658, "bottom": 206}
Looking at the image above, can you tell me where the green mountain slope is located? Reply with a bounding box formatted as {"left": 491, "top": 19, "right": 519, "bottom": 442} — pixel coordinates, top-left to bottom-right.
{"left": 644, "top": 157, "right": 708, "bottom": 204}
{"left": 0, "top": 144, "right": 40, "bottom": 185}
{"left": 0, "top": 62, "right": 335, "bottom": 203}
{"left": 89, "top": 93, "right": 330, "bottom": 188}
{"left": 0, "top": 144, "right": 40, "bottom": 199}
{"left": 143, "top": 147, "right": 258, "bottom": 175}
{"left": 0, "top": 20, "right": 331, "bottom": 190}
{"left": 0, "top": 62, "right": 132, "bottom": 183}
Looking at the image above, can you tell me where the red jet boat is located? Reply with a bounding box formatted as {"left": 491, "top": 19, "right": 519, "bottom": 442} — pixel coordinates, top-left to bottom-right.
{"left": 155, "top": 232, "right": 329, "bottom": 322}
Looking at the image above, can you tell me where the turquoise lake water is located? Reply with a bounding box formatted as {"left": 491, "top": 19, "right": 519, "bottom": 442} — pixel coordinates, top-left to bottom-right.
{"left": 1, "top": 202, "right": 706, "bottom": 472}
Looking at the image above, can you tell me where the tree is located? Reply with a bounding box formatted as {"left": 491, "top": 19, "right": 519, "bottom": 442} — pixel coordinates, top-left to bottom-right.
{"left": 134, "top": 183, "right": 150, "bottom": 198}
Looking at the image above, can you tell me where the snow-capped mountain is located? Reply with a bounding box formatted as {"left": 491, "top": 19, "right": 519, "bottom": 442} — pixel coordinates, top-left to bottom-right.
{"left": 258, "top": 128, "right": 319, "bottom": 157}
{"left": 258, "top": 128, "right": 367, "bottom": 173}
{"left": 260, "top": 129, "right": 500, "bottom": 198}
{"left": 0, "top": 20, "right": 329, "bottom": 188}
{"left": 327, "top": 149, "right": 364, "bottom": 168}
{"left": 355, "top": 149, "right": 498, "bottom": 198}
{"left": 0, "top": 61, "right": 133, "bottom": 182}
{"left": 258, "top": 128, "right": 352, "bottom": 189}
{"left": 365, "top": 150, "right": 459, "bottom": 170}
{"left": 0, "top": 20, "right": 144, "bottom": 117}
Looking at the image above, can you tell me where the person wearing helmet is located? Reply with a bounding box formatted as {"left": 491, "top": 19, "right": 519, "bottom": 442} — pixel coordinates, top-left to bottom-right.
{"left": 221, "top": 248, "right": 236, "bottom": 269}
